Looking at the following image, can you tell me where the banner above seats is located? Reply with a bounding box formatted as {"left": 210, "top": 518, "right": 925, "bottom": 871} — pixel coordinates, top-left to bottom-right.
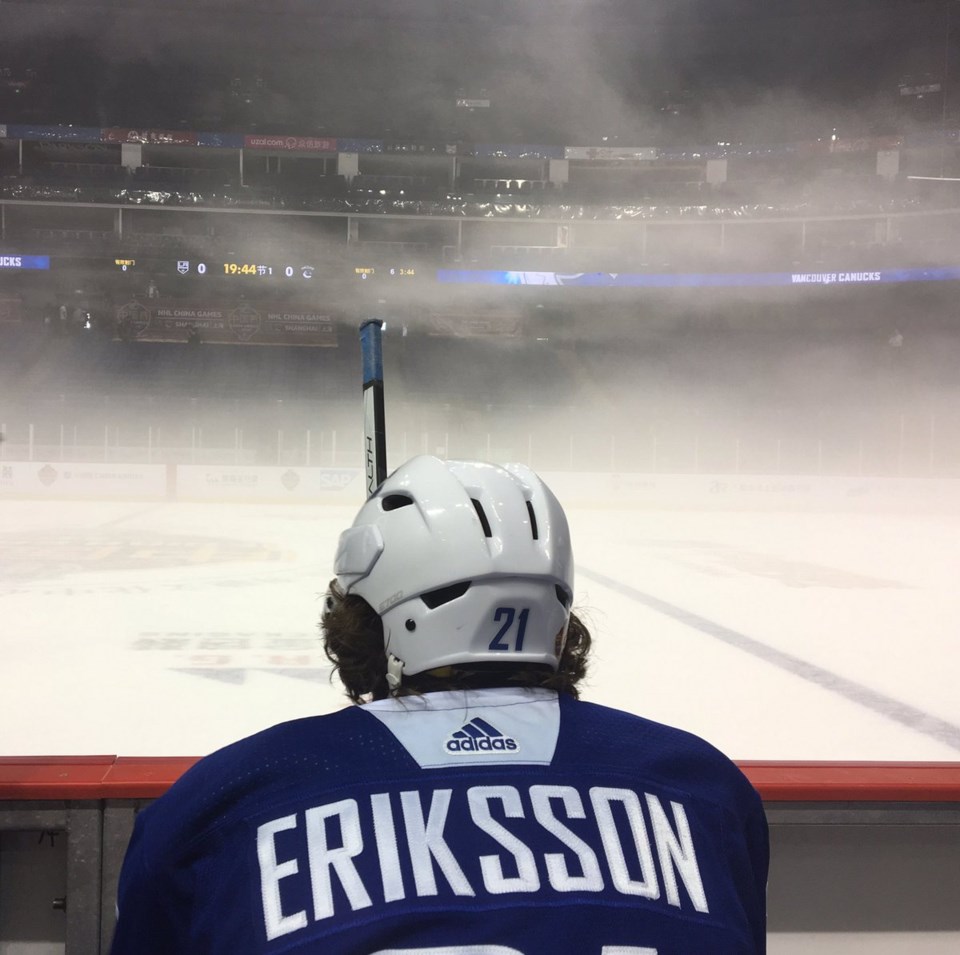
{"left": 113, "top": 302, "right": 340, "bottom": 346}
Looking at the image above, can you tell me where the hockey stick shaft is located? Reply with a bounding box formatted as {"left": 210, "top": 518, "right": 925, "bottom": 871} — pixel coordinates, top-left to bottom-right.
{"left": 359, "top": 319, "right": 387, "bottom": 497}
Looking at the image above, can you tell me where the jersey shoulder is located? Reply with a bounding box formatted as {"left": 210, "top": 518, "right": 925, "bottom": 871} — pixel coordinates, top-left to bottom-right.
{"left": 556, "top": 695, "right": 760, "bottom": 810}
{"left": 132, "top": 706, "right": 409, "bottom": 858}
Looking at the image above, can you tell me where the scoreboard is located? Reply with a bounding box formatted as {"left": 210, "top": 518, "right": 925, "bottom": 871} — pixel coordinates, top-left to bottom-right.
{"left": 169, "top": 259, "right": 418, "bottom": 281}
{"left": 0, "top": 254, "right": 421, "bottom": 283}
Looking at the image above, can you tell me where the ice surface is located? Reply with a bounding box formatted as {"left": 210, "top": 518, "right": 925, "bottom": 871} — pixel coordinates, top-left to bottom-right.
{"left": 1, "top": 499, "right": 958, "bottom": 760}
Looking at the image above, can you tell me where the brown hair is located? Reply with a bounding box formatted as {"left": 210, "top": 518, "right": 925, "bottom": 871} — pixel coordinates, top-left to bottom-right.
{"left": 321, "top": 579, "right": 591, "bottom": 704}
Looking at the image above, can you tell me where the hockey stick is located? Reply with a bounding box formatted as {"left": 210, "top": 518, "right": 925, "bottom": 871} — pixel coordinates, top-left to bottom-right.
{"left": 359, "top": 319, "right": 387, "bottom": 498}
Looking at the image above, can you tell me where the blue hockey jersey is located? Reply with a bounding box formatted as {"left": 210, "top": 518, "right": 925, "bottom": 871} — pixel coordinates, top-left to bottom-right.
{"left": 110, "top": 688, "right": 768, "bottom": 954}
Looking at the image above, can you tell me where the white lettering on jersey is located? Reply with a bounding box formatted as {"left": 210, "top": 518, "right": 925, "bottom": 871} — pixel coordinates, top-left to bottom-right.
{"left": 645, "top": 794, "right": 709, "bottom": 913}
{"left": 256, "top": 785, "right": 710, "bottom": 942}
{"left": 401, "top": 789, "right": 476, "bottom": 897}
{"left": 257, "top": 814, "right": 308, "bottom": 940}
{"left": 371, "top": 792, "right": 406, "bottom": 903}
{"left": 305, "top": 799, "right": 372, "bottom": 920}
{"left": 468, "top": 786, "right": 540, "bottom": 894}
{"left": 529, "top": 785, "right": 603, "bottom": 892}
{"left": 590, "top": 788, "right": 660, "bottom": 899}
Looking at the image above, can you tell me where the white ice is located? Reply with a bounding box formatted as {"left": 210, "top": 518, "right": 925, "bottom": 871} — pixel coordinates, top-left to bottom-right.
{"left": 1, "top": 499, "right": 958, "bottom": 760}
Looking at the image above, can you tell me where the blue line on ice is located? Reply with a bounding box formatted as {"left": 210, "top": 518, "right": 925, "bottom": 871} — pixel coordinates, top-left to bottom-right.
{"left": 580, "top": 566, "right": 960, "bottom": 752}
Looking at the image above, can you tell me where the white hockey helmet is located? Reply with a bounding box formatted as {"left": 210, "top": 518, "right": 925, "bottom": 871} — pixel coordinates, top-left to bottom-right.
{"left": 334, "top": 455, "right": 574, "bottom": 689}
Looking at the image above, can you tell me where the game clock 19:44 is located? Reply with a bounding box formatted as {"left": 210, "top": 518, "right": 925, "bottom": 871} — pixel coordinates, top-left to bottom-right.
{"left": 224, "top": 263, "right": 273, "bottom": 276}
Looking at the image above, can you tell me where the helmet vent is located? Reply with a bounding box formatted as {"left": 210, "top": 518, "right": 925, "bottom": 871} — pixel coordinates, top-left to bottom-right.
{"left": 526, "top": 501, "right": 540, "bottom": 540}
{"left": 421, "top": 580, "right": 471, "bottom": 609}
{"left": 382, "top": 493, "right": 414, "bottom": 511}
{"left": 471, "top": 498, "right": 493, "bottom": 538}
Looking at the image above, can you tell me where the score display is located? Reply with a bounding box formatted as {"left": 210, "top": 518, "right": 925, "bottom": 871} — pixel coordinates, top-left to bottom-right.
{"left": 172, "top": 261, "right": 418, "bottom": 280}
{"left": 176, "top": 260, "right": 316, "bottom": 279}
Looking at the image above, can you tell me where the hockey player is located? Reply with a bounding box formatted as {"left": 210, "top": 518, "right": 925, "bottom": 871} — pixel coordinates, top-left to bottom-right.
{"left": 110, "top": 455, "right": 768, "bottom": 954}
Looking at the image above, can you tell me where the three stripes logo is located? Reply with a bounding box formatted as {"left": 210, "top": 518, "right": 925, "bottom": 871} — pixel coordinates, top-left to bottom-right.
{"left": 445, "top": 717, "right": 519, "bottom": 754}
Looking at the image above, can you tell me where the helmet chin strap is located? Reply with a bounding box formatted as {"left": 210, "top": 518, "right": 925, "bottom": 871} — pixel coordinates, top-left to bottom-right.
{"left": 386, "top": 653, "right": 404, "bottom": 690}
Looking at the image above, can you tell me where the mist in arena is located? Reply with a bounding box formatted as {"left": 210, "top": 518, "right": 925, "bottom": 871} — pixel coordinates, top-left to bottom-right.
{"left": 2, "top": 0, "right": 960, "bottom": 764}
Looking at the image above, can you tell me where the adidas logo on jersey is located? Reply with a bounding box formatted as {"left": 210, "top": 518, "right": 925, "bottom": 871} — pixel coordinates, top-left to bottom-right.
{"left": 445, "top": 716, "right": 519, "bottom": 754}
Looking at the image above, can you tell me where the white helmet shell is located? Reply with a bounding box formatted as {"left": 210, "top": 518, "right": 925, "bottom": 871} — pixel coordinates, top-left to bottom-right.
{"left": 334, "top": 455, "right": 574, "bottom": 685}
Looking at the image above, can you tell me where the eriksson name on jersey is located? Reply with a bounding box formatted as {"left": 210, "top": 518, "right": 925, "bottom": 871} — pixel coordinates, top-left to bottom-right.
{"left": 256, "top": 783, "right": 709, "bottom": 942}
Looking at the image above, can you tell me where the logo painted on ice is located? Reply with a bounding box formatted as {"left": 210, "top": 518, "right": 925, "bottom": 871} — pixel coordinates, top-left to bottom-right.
{"left": 445, "top": 717, "right": 519, "bottom": 754}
